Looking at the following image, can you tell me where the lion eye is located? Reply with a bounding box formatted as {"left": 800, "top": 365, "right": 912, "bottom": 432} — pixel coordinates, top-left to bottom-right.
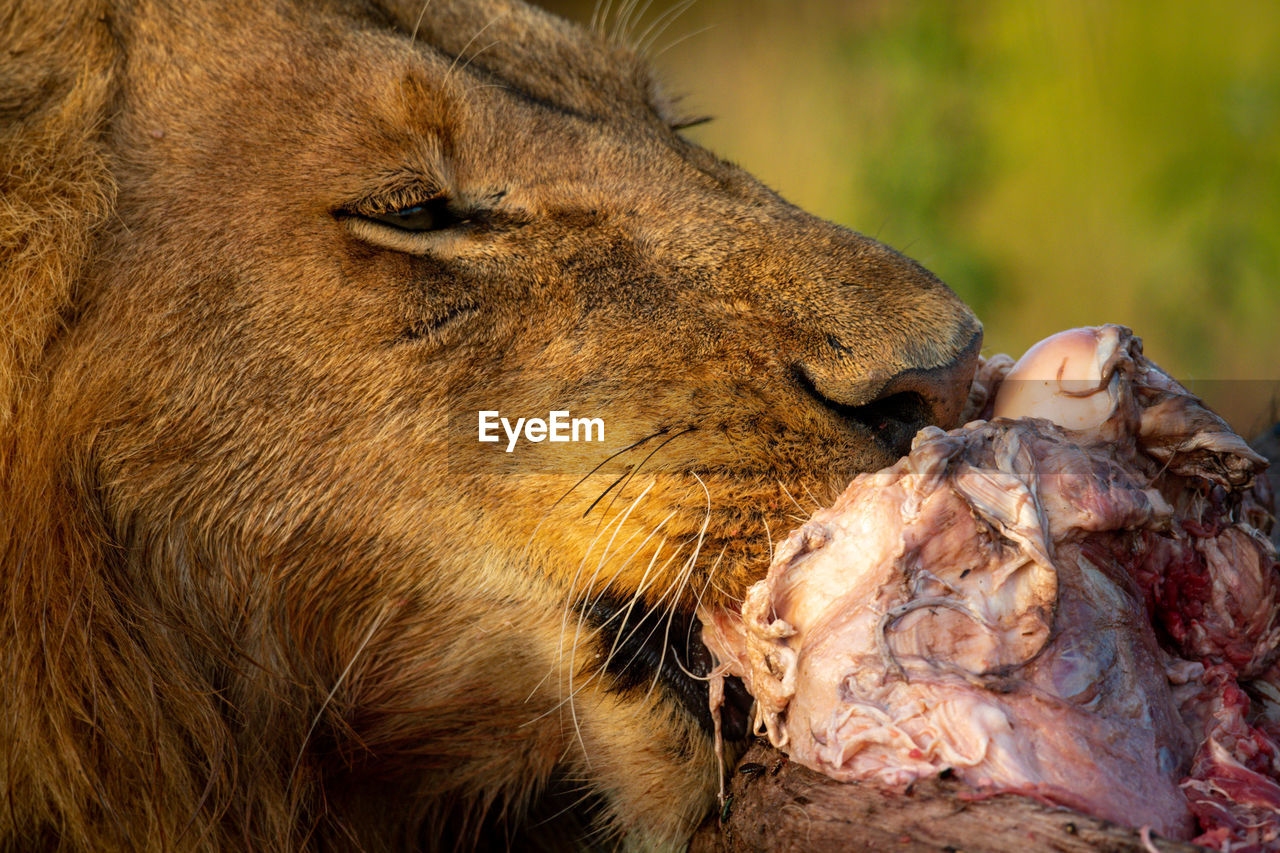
{"left": 364, "top": 197, "right": 458, "bottom": 232}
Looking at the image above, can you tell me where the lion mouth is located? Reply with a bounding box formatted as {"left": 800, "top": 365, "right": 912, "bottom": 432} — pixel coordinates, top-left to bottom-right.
{"left": 578, "top": 590, "right": 753, "bottom": 739}
{"left": 563, "top": 385, "right": 941, "bottom": 740}
{"left": 791, "top": 364, "right": 933, "bottom": 459}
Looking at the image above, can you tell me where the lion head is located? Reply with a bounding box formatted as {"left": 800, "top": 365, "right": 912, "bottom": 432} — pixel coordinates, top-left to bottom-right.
{"left": 1, "top": 0, "right": 979, "bottom": 848}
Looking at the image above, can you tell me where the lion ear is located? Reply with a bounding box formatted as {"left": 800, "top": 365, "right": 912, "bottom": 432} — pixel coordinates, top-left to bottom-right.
{"left": 0, "top": 0, "right": 118, "bottom": 422}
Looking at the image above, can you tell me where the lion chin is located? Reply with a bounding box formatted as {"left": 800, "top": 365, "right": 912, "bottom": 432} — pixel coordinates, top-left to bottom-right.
{"left": 0, "top": 0, "right": 980, "bottom": 849}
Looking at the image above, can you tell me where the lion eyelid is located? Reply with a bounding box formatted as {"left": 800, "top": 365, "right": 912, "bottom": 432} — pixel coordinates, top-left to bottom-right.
{"left": 339, "top": 215, "right": 469, "bottom": 255}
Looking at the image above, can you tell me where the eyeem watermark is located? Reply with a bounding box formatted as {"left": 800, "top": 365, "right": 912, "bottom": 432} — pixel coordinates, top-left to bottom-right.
{"left": 478, "top": 410, "right": 605, "bottom": 452}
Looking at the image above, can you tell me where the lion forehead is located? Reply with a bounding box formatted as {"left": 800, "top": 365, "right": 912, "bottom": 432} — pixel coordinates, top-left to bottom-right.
{"left": 366, "top": 0, "right": 665, "bottom": 122}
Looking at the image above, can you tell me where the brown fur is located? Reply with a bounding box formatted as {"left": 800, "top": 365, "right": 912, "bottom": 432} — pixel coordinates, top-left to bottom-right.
{"left": 0, "top": 0, "right": 980, "bottom": 849}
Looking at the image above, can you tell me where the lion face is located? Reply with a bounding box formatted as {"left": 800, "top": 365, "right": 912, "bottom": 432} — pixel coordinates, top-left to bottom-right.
{"left": 4, "top": 0, "right": 979, "bottom": 848}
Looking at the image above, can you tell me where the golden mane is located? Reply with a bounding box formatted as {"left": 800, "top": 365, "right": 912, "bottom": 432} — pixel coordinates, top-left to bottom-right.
{"left": 1, "top": 0, "right": 115, "bottom": 421}
{"left": 1, "top": 5, "right": 263, "bottom": 848}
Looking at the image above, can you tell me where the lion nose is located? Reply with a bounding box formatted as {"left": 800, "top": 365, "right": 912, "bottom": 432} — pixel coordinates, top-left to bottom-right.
{"left": 794, "top": 324, "right": 982, "bottom": 457}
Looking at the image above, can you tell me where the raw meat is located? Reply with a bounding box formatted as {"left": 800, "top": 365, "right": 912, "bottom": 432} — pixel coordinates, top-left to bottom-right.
{"left": 701, "top": 325, "right": 1280, "bottom": 848}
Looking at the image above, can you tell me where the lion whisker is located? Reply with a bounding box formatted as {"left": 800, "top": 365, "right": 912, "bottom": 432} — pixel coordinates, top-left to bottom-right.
{"left": 641, "top": 552, "right": 699, "bottom": 702}
{"left": 532, "top": 456, "right": 721, "bottom": 769}
{"left": 528, "top": 496, "right": 715, "bottom": 737}
{"left": 652, "top": 23, "right": 714, "bottom": 59}
{"left": 593, "top": 536, "right": 686, "bottom": 680}
{"left": 597, "top": 425, "right": 695, "bottom": 522}
{"left": 669, "top": 544, "right": 727, "bottom": 683}
{"left": 409, "top": 0, "right": 433, "bottom": 43}
{"left": 453, "top": 38, "right": 504, "bottom": 79}
{"left": 521, "top": 506, "right": 674, "bottom": 718}
{"left": 568, "top": 428, "right": 668, "bottom": 502}
{"left": 565, "top": 539, "right": 686, "bottom": 764}
{"left": 582, "top": 464, "right": 635, "bottom": 519}
{"left": 559, "top": 487, "right": 641, "bottom": 638}
{"left": 287, "top": 603, "right": 392, "bottom": 792}
{"left": 800, "top": 480, "right": 825, "bottom": 510}
{"left": 619, "top": 0, "right": 658, "bottom": 44}
{"left": 553, "top": 485, "right": 643, "bottom": 704}
{"left": 608, "top": 0, "right": 637, "bottom": 41}
{"left": 445, "top": 13, "right": 505, "bottom": 84}
{"left": 562, "top": 536, "right": 692, "bottom": 705}
{"left": 581, "top": 501, "right": 675, "bottom": 627}
{"left": 591, "top": 0, "right": 615, "bottom": 36}
{"left": 634, "top": 0, "right": 696, "bottom": 57}
{"left": 520, "top": 535, "right": 684, "bottom": 729}
{"left": 709, "top": 576, "right": 742, "bottom": 608}
{"left": 645, "top": 471, "right": 712, "bottom": 700}
{"left": 568, "top": 483, "right": 654, "bottom": 671}
{"left": 691, "top": 543, "right": 728, "bottom": 612}
{"left": 517, "top": 427, "right": 667, "bottom": 572}
{"left": 761, "top": 513, "right": 774, "bottom": 564}
{"left": 777, "top": 479, "right": 810, "bottom": 519}
{"left": 574, "top": 490, "right": 663, "bottom": 642}
{"left": 570, "top": 527, "right": 675, "bottom": 681}
{"left": 567, "top": 437, "right": 694, "bottom": 688}
{"left": 566, "top": 483, "right": 659, "bottom": 767}
{"left": 527, "top": 781, "right": 600, "bottom": 830}
{"left": 555, "top": 506, "right": 678, "bottom": 690}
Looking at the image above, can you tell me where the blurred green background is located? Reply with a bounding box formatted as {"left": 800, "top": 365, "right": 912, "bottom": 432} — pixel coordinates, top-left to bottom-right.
{"left": 535, "top": 0, "right": 1280, "bottom": 433}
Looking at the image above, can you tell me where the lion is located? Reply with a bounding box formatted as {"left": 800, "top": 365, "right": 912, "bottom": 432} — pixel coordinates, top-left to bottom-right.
{"left": 0, "top": 0, "right": 981, "bottom": 849}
